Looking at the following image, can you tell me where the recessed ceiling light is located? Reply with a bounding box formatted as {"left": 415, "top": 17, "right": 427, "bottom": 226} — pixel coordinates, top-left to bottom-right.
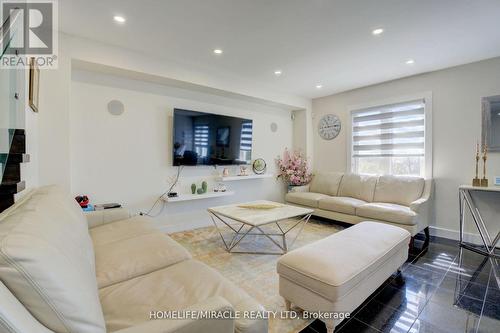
{"left": 372, "top": 28, "right": 384, "bottom": 35}
{"left": 406, "top": 59, "right": 415, "bottom": 65}
{"left": 316, "top": 84, "right": 323, "bottom": 89}
{"left": 113, "top": 15, "right": 126, "bottom": 23}
{"left": 274, "top": 70, "right": 282, "bottom": 76}
{"left": 213, "top": 49, "right": 223, "bottom": 54}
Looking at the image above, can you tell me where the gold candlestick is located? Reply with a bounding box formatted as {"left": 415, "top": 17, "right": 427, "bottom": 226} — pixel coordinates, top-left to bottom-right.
{"left": 481, "top": 143, "right": 488, "bottom": 187}
{"left": 472, "top": 142, "right": 481, "bottom": 186}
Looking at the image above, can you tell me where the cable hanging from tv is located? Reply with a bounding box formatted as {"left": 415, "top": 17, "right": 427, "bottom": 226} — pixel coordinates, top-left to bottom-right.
{"left": 140, "top": 165, "right": 184, "bottom": 217}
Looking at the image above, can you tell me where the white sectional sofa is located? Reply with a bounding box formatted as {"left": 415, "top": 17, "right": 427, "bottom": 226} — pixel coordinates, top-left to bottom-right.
{"left": 285, "top": 173, "right": 433, "bottom": 237}
{"left": 0, "top": 185, "right": 267, "bottom": 333}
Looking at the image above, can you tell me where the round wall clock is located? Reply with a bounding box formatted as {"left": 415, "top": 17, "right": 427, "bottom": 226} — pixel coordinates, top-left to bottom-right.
{"left": 252, "top": 158, "right": 267, "bottom": 174}
{"left": 318, "top": 114, "right": 341, "bottom": 140}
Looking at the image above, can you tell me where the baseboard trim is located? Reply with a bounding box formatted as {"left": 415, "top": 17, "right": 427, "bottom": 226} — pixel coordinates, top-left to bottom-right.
{"left": 429, "top": 226, "right": 482, "bottom": 245}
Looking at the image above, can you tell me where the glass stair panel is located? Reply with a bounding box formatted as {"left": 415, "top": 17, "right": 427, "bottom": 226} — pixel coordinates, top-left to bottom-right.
{"left": 0, "top": 12, "right": 23, "bottom": 182}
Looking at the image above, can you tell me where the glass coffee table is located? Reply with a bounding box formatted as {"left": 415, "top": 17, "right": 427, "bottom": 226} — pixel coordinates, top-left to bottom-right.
{"left": 208, "top": 200, "right": 313, "bottom": 255}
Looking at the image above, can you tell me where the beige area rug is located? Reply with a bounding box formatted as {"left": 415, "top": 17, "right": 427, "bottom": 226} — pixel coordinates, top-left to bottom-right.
{"left": 170, "top": 218, "right": 343, "bottom": 333}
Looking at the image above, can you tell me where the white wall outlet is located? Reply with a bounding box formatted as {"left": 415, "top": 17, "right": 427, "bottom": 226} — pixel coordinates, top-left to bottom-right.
{"left": 495, "top": 176, "right": 500, "bottom": 186}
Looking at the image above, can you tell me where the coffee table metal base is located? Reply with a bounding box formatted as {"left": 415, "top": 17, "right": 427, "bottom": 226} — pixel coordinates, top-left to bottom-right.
{"left": 209, "top": 212, "right": 312, "bottom": 255}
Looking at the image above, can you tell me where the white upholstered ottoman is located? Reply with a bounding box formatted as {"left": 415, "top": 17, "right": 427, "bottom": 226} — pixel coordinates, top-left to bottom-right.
{"left": 277, "top": 221, "right": 410, "bottom": 332}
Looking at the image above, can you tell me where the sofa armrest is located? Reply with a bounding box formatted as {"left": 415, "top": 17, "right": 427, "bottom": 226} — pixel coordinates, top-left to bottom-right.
{"left": 84, "top": 208, "right": 131, "bottom": 229}
{"left": 410, "top": 198, "right": 429, "bottom": 213}
{"left": 290, "top": 185, "right": 310, "bottom": 193}
{"left": 410, "top": 179, "right": 433, "bottom": 213}
{"left": 410, "top": 179, "right": 434, "bottom": 232}
{"left": 1, "top": 281, "right": 54, "bottom": 333}
{"left": 114, "top": 296, "right": 235, "bottom": 333}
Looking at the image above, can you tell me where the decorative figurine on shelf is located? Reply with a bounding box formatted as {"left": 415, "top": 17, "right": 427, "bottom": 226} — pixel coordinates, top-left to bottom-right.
{"left": 213, "top": 183, "right": 227, "bottom": 192}
{"left": 473, "top": 142, "right": 481, "bottom": 187}
{"left": 481, "top": 143, "right": 489, "bottom": 187}
{"left": 222, "top": 168, "right": 230, "bottom": 177}
{"left": 193, "top": 181, "right": 209, "bottom": 195}
{"left": 239, "top": 165, "right": 249, "bottom": 176}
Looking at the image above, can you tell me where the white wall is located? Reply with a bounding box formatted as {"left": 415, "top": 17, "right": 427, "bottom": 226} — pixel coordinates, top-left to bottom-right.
{"left": 312, "top": 57, "right": 500, "bottom": 241}
{"left": 37, "top": 40, "right": 72, "bottom": 190}
{"left": 70, "top": 70, "right": 293, "bottom": 232}
{"left": 36, "top": 33, "right": 312, "bottom": 191}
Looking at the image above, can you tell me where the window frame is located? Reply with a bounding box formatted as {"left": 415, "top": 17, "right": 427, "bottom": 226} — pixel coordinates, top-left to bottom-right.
{"left": 347, "top": 92, "right": 433, "bottom": 179}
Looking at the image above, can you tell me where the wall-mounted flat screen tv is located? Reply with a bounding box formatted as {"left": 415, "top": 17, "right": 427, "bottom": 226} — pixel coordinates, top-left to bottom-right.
{"left": 173, "top": 109, "right": 253, "bottom": 166}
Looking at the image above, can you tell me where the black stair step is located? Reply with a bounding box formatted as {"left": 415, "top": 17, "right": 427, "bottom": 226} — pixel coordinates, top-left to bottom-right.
{"left": 9, "top": 133, "right": 26, "bottom": 154}
{"left": 2, "top": 163, "right": 21, "bottom": 183}
{"left": 8, "top": 129, "right": 25, "bottom": 136}
{"left": 2, "top": 129, "right": 26, "bottom": 154}
{"left": 0, "top": 153, "right": 30, "bottom": 164}
{"left": 0, "top": 180, "right": 25, "bottom": 195}
{"left": 0, "top": 194, "right": 15, "bottom": 212}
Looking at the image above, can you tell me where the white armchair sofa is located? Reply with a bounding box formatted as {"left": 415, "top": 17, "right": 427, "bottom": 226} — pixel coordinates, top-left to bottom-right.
{"left": 0, "top": 185, "right": 267, "bottom": 333}
{"left": 285, "top": 173, "right": 433, "bottom": 237}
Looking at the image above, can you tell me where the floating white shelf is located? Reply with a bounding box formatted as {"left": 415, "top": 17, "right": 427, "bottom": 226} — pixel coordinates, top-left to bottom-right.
{"left": 162, "top": 191, "right": 235, "bottom": 202}
{"left": 216, "top": 174, "right": 274, "bottom": 182}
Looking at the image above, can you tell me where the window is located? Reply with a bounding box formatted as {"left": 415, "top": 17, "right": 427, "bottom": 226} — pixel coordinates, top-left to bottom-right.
{"left": 239, "top": 121, "right": 253, "bottom": 161}
{"left": 194, "top": 124, "right": 209, "bottom": 157}
{"left": 351, "top": 99, "right": 427, "bottom": 177}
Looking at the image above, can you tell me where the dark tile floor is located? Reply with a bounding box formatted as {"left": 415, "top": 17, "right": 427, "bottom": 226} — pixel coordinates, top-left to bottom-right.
{"left": 300, "top": 234, "right": 500, "bottom": 333}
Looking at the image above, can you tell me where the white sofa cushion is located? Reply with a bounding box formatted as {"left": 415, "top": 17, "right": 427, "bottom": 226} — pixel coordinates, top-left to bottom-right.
{"left": 277, "top": 222, "right": 410, "bottom": 302}
{"left": 318, "top": 197, "right": 367, "bottom": 215}
{"left": 91, "top": 215, "right": 192, "bottom": 288}
{"left": 309, "top": 172, "right": 344, "bottom": 196}
{"left": 338, "top": 174, "right": 378, "bottom": 202}
{"left": 356, "top": 202, "right": 417, "bottom": 225}
{"left": 374, "top": 175, "right": 425, "bottom": 206}
{"left": 0, "top": 186, "right": 106, "bottom": 333}
{"left": 94, "top": 233, "right": 192, "bottom": 289}
{"left": 99, "top": 259, "right": 267, "bottom": 333}
{"left": 89, "top": 215, "right": 156, "bottom": 246}
{"left": 285, "top": 192, "right": 329, "bottom": 208}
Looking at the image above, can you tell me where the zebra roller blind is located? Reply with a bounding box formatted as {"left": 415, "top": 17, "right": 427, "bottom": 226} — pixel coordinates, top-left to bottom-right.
{"left": 352, "top": 100, "right": 425, "bottom": 157}
{"left": 351, "top": 99, "right": 426, "bottom": 176}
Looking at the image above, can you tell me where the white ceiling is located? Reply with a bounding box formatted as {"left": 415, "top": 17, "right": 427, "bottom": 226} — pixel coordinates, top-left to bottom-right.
{"left": 59, "top": 0, "right": 500, "bottom": 99}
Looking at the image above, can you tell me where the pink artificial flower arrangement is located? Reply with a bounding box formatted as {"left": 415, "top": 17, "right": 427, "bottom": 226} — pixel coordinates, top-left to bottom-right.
{"left": 276, "top": 149, "right": 312, "bottom": 186}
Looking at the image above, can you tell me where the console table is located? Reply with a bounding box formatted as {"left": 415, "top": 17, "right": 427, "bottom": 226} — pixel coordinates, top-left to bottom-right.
{"left": 459, "top": 185, "right": 500, "bottom": 258}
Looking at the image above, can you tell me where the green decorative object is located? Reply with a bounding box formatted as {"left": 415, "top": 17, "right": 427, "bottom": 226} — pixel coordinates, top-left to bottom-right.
{"left": 202, "top": 181, "right": 208, "bottom": 193}
{"left": 197, "top": 188, "right": 204, "bottom": 195}
{"left": 191, "top": 183, "right": 197, "bottom": 194}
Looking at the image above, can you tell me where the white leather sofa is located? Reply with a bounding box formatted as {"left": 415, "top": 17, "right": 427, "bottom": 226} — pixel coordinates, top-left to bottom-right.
{"left": 0, "top": 185, "right": 267, "bottom": 333}
{"left": 285, "top": 173, "right": 433, "bottom": 237}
